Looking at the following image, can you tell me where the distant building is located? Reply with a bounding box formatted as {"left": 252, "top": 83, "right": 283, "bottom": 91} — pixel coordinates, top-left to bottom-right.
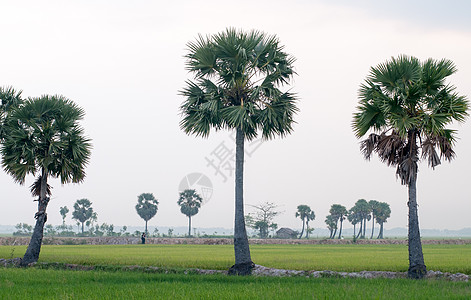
{"left": 276, "top": 228, "right": 298, "bottom": 239}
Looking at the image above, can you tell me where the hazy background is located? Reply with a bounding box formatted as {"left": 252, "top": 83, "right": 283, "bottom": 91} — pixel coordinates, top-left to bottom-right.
{"left": 1, "top": 0, "right": 470, "bottom": 233}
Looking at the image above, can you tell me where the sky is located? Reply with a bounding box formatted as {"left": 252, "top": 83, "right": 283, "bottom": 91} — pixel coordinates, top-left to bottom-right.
{"left": 1, "top": 0, "right": 470, "bottom": 232}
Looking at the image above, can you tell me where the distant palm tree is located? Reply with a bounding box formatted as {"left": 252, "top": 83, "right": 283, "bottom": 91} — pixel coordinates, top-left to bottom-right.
{"left": 305, "top": 210, "right": 315, "bottom": 239}
{"left": 178, "top": 189, "right": 203, "bottom": 237}
{"left": 351, "top": 199, "right": 370, "bottom": 239}
{"left": 325, "top": 215, "right": 337, "bottom": 239}
{"left": 295, "top": 205, "right": 311, "bottom": 239}
{"left": 375, "top": 202, "right": 391, "bottom": 239}
{"left": 369, "top": 200, "right": 381, "bottom": 239}
{"left": 180, "top": 28, "right": 298, "bottom": 275}
{"left": 135, "top": 193, "right": 159, "bottom": 236}
{"left": 1, "top": 95, "right": 91, "bottom": 265}
{"left": 72, "top": 199, "right": 95, "bottom": 234}
{"left": 347, "top": 207, "right": 361, "bottom": 238}
{"left": 329, "top": 204, "right": 347, "bottom": 239}
{"left": 353, "top": 55, "right": 469, "bottom": 278}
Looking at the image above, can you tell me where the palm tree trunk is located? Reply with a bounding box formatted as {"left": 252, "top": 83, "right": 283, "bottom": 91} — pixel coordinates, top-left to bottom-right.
{"left": 299, "top": 218, "right": 305, "bottom": 239}
{"left": 145, "top": 220, "right": 148, "bottom": 236}
{"left": 332, "top": 227, "right": 337, "bottom": 239}
{"left": 353, "top": 224, "right": 356, "bottom": 238}
{"left": 81, "top": 222, "right": 84, "bottom": 234}
{"left": 188, "top": 216, "right": 192, "bottom": 237}
{"left": 370, "top": 215, "right": 375, "bottom": 239}
{"left": 407, "top": 177, "right": 426, "bottom": 278}
{"left": 338, "top": 219, "right": 343, "bottom": 239}
{"left": 377, "top": 222, "right": 383, "bottom": 239}
{"left": 21, "top": 172, "right": 49, "bottom": 266}
{"left": 362, "top": 218, "right": 367, "bottom": 238}
{"left": 305, "top": 221, "right": 309, "bottom": 239}
{"left": 356, "top": 221, "right": 362, "bottom": 239}
{"left": 229, "top": 127, "right": 253, "bottom": 275}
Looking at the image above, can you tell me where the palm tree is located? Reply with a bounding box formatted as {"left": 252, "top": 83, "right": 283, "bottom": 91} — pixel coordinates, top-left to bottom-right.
{"left": 72, "top": 199, "right": 95, "bottom": 234}
{"left": 178, "top": 189, "right": 203, "bottom": 237}
{"left": 325, "top": 215, "right": 337, "bottom": 239}
{"left": 369, "top": 200, "right": 381, "bottom": 239}
{"left": 295, "top": 205, "right": 311, "bottom": 239}
{"left": 352, "top": 199, "right": 370, "bottom": 239}
{"left": 180, "top": 28, "right": 298, "bottom": 275}
{"left": 353, "top": 55, "right": 469, "bottom": 278}
{"left": 135, "top": 193, "right": 159, "bottom": 236}
{"left": 375, "top": 202, "right": 391, "bottom": 239}
{"left": 1, "top": 95, "right": 91, "bottom": 265}
{"left": 305, "top": 210, "right": 316, "bottom": 239}
{"left": 329, "top": 204, "right": 347, "bottom": 239}
{"left": 347, "top": 207, "right": 361, "bottom": 238}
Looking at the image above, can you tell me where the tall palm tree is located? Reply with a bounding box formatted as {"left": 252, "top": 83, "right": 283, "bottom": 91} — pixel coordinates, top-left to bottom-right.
{"left": 369, "top": 200, "right": 381, "bottom": 239}
{"left": 180, "top": 28, "right": 298, "bottom": 275}
{"left": 375, "top": 202, "right": 391, "bottom": 239}
{"left": 295, "top": 205, "right": 311, "bottom": 239}
{"left": 178, "top": 189, "right": 203, "bottom": 237}
{"left": 353, "top": 55, "right": 468, "bottom": 278}
{"left": 1, "top": 95, "right": 91, "bottom": 265}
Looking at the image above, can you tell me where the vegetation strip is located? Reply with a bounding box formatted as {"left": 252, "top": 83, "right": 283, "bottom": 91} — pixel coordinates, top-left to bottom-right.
{"left": 1, "top": 258, "right": 468, "bottom": 281}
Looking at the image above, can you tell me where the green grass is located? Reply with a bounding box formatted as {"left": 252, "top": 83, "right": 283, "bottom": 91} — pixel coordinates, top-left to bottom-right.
{"left": 2, "top": 244, "right": 471, "bottom": 274}
{"left": 1, "top": 268, "right": 470, "bottom": 299}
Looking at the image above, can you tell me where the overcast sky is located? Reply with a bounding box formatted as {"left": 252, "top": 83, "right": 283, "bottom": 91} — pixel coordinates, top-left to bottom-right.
{"left": 1, "top": 0, "right": 470, "bottom": 232}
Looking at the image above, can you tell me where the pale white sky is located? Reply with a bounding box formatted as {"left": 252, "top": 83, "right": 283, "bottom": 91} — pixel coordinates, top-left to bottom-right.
{"left": 1, "top": 0, "right": 470, "bottom": 232}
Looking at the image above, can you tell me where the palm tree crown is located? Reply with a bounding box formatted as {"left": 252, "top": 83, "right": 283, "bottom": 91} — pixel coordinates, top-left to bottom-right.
{"left": 1, "top": 95, "right": 91, "bottom": 185}
{"left": 180, "top": 28, "right": 298, "bottom": 140}
{"left": 353, "top": 55, "right": 468, "bottom": 184}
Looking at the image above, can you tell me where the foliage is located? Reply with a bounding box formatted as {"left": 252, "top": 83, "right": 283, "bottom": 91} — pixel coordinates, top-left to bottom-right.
{"left": 0, "top": 86, "right": 23, "bottom": 142}
{"left": 246, "top": 202, "right": 280, "bottom": 238}
{"left": 180, "top": 28, "right": 298, "bottom": 140}
{"left": 178, "top": 189, "right": 203, "bottom": 218}
{"left": 12, "top": 223, "right": 33, "bottom": 236}
{"left": 1, "top": 94, "right": 91, "bottom": 186}
{"left": 135, "top": 193, "right": 159, "bottom": 222}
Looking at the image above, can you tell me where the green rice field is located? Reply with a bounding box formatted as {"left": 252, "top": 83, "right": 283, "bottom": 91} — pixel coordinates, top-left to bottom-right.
{"left": 1, "top": 244, "right": 471, "bottom": 299}
{"left": 2, "top": 244, "right": 471, "bottom": 274}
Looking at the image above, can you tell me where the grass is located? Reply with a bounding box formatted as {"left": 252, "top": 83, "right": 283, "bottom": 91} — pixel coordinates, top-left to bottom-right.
{"left": 1, "top": 244, "right": 471, "bottom": 274}
{"left": 1, "top": 268, "right": 470, "bottom": 299}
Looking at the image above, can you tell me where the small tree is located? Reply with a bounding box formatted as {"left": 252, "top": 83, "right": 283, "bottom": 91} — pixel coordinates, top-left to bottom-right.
{"left": 178, "top": 189, "right": 203, "bottom": 237}
{"left": 246, "top": 202, "right": 280, "bottom": 239}
{"left": 135, "top": 193, "right": 159, "bottom": 236}
{"left": 72, "top": 199, "right": 95, "bottom": 234}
